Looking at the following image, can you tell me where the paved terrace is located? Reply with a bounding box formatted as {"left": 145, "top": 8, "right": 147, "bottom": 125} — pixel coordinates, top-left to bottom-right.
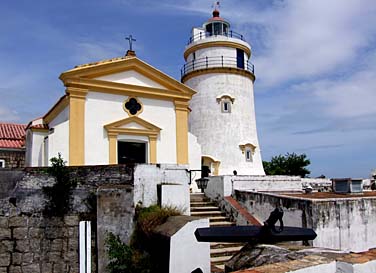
{"left": 280, "top": 191, "right": 376, "bottom": 200}
{"left": 232, "top": 248, "right": 376, "bottom": 273}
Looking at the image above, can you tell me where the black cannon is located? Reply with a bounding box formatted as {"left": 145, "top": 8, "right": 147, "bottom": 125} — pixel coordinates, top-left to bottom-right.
{"left": 195, "top": 208, "right": 316, "bottom": 244}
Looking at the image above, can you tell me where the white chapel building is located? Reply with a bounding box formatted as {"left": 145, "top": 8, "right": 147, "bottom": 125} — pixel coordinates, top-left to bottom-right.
{"left": 25, "top": 7, "right": 265, "bottom": 176}
{"left": 25, "top": 52, "right": 201, "bottom": 168}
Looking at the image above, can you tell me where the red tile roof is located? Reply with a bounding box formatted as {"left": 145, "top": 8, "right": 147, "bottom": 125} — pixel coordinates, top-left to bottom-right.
{"left": 0, "top": 123, "right": 26, "bottom": 149}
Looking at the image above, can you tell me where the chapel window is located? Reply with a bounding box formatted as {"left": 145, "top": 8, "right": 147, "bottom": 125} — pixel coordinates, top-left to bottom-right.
{"left": 124, "top": 97, "right": 143, "bottom": 116}
{"left": 0, "top": 159, "right": 5, "bottom": 168}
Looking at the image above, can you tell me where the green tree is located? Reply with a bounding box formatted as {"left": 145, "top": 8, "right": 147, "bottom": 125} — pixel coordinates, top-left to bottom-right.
{"left": 263, "top": 153, "right": 311, "bottom": 177}
{"left": 43, "top": 153, "right": 76, "bottom": 216}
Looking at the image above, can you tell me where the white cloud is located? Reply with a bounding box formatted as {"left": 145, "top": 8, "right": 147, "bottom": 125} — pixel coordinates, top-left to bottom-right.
{"left": 72, "top": 41, "right": 124, "bottom": 64}
{"left": 0, "top": 106, "right": 20, "bottom": 122}
{"left": 250, "top": 0, "right": 376, "bottom": 86}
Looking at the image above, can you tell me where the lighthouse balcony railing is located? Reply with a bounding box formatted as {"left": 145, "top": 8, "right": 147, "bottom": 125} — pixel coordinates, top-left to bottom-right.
{"left": 181, "top": 56, "right": 254, "bottom": 78}
{"left": 187, "top": 31, "right": 246, "bottom": 45}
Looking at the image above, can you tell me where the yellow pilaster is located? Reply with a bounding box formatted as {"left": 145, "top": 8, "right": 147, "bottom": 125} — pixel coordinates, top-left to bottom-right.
{"left": 213, "top": 162, "right": 220, "bottom": 176}
{"left": 174, "top": 100, "right": 189, "bottom": 164}
{"left": 67, "top": 87, "right": 88, "bottom": 166}
{"left": 108, "top": 133, "right": 118, "bottom": 164}
{"left": 149, "top": 135, "right": 157, "bottom": 164}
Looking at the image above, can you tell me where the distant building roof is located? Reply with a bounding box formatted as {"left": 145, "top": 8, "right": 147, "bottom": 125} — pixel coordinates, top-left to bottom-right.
{"left": 0, "top": 123, "right": 26, "bottom": 149}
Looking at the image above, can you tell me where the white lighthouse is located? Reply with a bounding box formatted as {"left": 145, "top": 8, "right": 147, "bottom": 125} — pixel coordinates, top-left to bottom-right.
{"left": 182, "top": 6, "right": 265, "bottom": 175}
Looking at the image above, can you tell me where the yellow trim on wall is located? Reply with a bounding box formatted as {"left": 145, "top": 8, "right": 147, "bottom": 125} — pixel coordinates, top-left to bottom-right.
{"left": 60, "top": 57, "right": 196, "bottom": 97}
{"left": 44, "top": 96, "right": 69, "bottom": 124}
{"left": 64, "top": 78, "right": 194, "bottom": 101}
{"left": 67, "top": 87, "right": 88, "bottom": 166}
{"left": 30, "top": 128, "right": 49, "bottom": 133}
{"left": 108, "top": 133, "right": 118, "bottom": 164}
{"left": 149, "top": 135, "right": 157, "bottom": 164}
{"left": 182, "top": 67, "right": 255, "bottom": 83}
{"left": 174, "top": 100, "right": 189, "bottom": 165}
{"left": 104, "top": 116, "right": 161, "bottom": 164}
{"left": 184, "top": 41, "right": 251, "bottom": 60}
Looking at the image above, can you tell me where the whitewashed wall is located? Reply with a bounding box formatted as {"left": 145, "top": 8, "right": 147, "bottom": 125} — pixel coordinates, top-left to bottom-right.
{"left": 96, "top": 70, "right": 165, "bottom": 89}
{"left": 26, "top": 131, "right": 48, "bottom": 167}
{"left": 188, "top": 132, "right": 202, "bottom": 192}
{"left": 186, "top": 73, "right": 264, "bottom": 175}
{"left": 133, "top": 164, "right": 190, "bottom": 209}
{"left": 84, "top": 91, "right": 177, "bottom": 165}
{"left": 25, "top": 130, "right": 33, "bottom": 167}
{"left": 234, "top": 190, "right": 376, "bottom": 252}
{"left": 168, "top": 218, "right": 210, "bottom": 273}
{"left": 47, "top": 106, "right": 69, "bottom": 165}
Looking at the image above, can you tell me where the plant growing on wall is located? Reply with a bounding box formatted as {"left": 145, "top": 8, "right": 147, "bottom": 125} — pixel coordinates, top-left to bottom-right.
{"left": 43, "top": 153, "right": 76, "bottom": 216}
{"left": 106, "top": 232, "right": 136, "bottom": 273}
{"left": 105, "top": 205, "right": 181, "bottom": 273}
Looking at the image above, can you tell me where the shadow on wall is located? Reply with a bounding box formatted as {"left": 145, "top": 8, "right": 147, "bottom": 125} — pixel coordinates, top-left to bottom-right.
{"left": 0, "top": 170, "right": 24, "bottom": 199}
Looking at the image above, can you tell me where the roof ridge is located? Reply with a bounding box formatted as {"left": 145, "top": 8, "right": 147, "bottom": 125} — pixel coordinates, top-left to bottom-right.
{"left": 73, "top": 56, "right": 127, "bottom": 69}
{"left": 0, "top": 122, "right": 27, "bottom": 126}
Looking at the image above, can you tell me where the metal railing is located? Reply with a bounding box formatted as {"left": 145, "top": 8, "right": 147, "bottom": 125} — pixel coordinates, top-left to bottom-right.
{"left": 187, "top": 31, "right": 245, "bottom": 45}
{"left": 181, "top": 56, "right": 254, "bottom": 78}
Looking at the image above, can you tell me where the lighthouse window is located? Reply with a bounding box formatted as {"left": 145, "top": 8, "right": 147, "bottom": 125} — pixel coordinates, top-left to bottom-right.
{"left": 245, "top": 148, "right": 253, "bottom": 162}
{"left": 223, "top": 24, "right": 228, "bottom": 35}
{"left": 214, "top": 23, "right": 221, "bottom": 35}
{"left": 221, "top": 101, "right": 231, "bottom": 113}
{"left": 206, "top": 24, "right": 212, "bottom": 35}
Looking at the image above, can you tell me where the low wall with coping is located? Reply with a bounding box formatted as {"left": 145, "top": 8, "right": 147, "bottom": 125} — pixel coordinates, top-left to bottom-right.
{"left": 204, "top": 175, "right": 331, "bottom": 201}
{"left": 0, "top": 164, "right": 190, "bottom": 273}
{"left": 234, "top": 190, "right": 376, "bottom": 252}
{"left": 0, "top": 165, "right": 134, "bottom": 273}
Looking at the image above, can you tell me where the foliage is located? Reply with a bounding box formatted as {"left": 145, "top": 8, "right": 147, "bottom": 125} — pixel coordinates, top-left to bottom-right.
{"left": 106, "top": 232, "right": 136, "bottom": 273}
{"left": 105, "top": 205, "right": 182, "bottom": 273}
{"left": 263, "top": 153, "right": 311, "bottom": 178}
{"left": 43, "top": 153, "right": 76, "bottom": 216}
{"left": 134, "top": 205, "right": 181, "bottom": 245}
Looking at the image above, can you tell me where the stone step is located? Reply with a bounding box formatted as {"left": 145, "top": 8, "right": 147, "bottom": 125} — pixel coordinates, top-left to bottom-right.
{"left": 190, "top": 201, "right": 216, "bottom": 207}
{"left": 191, "top": 206, "right": 220, "bottom": 211}
{"left": 210, "top": 255, "right": 233, "bottom": 265}
{"left": 210, "top": 221, "right": 235, "bottom": 227}
{"left": 190, "top": 193, "right": 205, "bottom": 197}
{"left": 210, "top": 242, "right": 244, "bottom": 249}
{"left": 191, "top": 211, "right": 224, "bottom": 217}
{"left": 210, "top": 246, "right": 243, "bottom": 257}
{"left": 213, "top": 264, "right": 225, "bottom": 271}
{"left": 190, "top": 198, "right": 211, "bottom": 203}
{"left": 209, "top": 216, "right": 228, "bottom": 222}
{"left": 190, "top": 193, "right": 206, "bottom": 199}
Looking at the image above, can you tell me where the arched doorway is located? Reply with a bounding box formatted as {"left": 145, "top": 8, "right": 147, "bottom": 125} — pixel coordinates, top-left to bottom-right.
{"left": 201, "top": 155, "right": 221, "bottom": 176}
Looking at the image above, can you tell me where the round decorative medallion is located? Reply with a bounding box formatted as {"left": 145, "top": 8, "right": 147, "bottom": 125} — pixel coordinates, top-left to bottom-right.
{"left": 124, "top": 97, "right": 142, "bottom": 116}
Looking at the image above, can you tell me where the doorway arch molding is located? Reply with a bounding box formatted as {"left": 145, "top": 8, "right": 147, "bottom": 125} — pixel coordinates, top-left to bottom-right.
{"left": 104, "top": 116, "right": 161, "bottom": 164}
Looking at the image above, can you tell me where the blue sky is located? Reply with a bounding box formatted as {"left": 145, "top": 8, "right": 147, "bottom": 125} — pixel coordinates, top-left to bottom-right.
{"left": 1, "top": 0, "right": 375, "bottom": 178}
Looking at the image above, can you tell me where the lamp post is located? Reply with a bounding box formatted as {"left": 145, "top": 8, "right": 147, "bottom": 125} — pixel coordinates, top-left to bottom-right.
{"left": 195, "top": 178, "right": 209, "bottom": 193}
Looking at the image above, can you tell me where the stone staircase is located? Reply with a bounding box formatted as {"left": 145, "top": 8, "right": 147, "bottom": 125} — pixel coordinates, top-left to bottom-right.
{"left": 190, "top": 193, "right": 244, "bottom": 272}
